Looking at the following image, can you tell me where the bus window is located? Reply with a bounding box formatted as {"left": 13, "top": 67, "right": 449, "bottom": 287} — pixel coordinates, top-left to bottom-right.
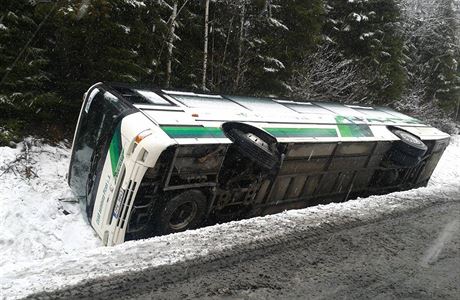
{"left": 112, "top": 86, "right": 174, "bottom": 106}
{"left": 225, "top": 96, "right": 294, "bottom": 114}
{"left": 276, "top": 100, "right": 331, "bottom": 115}
{"left": 171, "top": 95, "right": 244, "bottom": 110}
{"left": 135, "top": 90, "right": 171, "bottom": 105}
{"left": 315, "top": 102, "right": 366, "bottom": 117}
{"left": 345, "top": 105, "right": 394, "bottom": 118}
{"left": 69, "top": 89, "right": 131, "bottom": 205}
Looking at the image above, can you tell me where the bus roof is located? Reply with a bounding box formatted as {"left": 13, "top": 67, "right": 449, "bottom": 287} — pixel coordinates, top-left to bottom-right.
{"left": 107, "top": 83, "right": 423, "bottom": 127}
{"left": 101, "top": 83, "right": 448, "bottom": 144}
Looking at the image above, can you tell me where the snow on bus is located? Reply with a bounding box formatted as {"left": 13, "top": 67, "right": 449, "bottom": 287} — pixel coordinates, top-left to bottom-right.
{"left": 68, "top": 82, "right": 450, "bottom": 246}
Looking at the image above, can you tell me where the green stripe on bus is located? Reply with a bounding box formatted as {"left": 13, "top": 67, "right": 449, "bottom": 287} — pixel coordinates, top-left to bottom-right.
{"left": 335, "top": 116, "right": 374, "bottom": 137}
{"left": 161, "top": 126, "right": 226, "bottom": 138}
{"left": 109, "top": 123, "right": 123, "bottom": 177}
{"left": 337, "top": 124, "right": 373, "bottom": 137}
{"left": 263, "top": 127, "right": 338, "bottom": 138}
{"left": 161, "top": 124, "right": 373, "bottom": 139}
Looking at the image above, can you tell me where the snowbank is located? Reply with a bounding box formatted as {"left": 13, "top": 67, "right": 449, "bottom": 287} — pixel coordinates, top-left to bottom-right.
{"left": 0, "top": 139, "right": 100, "bottom": 268}
{"left": 0, "top": 136, "right": 459, "bottom": 299}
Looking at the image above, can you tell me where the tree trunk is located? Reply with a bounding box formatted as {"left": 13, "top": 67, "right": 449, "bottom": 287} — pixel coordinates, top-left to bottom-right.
{"left": 201, "top": 0, "right": 210, "bottom": 91}
{"left": 265, "top": 0, "right": 272, "bottom": 18}
{"left": 235, "top": 4, "right": 245, "bottom": 91}
{"left": 166, "top": 1, "right": 178, "bottom": 88}
{"left": 218, "top": 16, "right": 233, "bottom": 87}
{"left": 455, "top": 99, "right": 460, "bottom": 121}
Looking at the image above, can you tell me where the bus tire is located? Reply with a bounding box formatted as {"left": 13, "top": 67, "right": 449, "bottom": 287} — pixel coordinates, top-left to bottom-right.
{"left": 231, "top": 128, "right": 279, "bottom": 169}
{"left": 157, "top": 190, "right": 207, "bottom": 235}
{"left": 222, "top": 122, "right": 279, "bottom": 170}
{"left": 388, "top": 128, "right": 427, "bottom": 167}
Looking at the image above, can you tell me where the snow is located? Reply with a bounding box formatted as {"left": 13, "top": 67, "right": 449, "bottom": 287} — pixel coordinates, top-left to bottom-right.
{"left": 77, "top": 0, "right": 90, "bottom": 20}
{"left": 360, "top": 32, "right": 375, "bottom": 40}
{"left": 380, "top": 51, "right": 392, "bottom": 58}
{"left": 124, "top": 0, "right": 146, "bottom": 8}
{"left": 350, "top": 13, "right": 369, "bottom": 22}
{"left": 427, "top": 136, "right": 460, "bottom": 187}
{"left": 0, "top": 139, "right": 100, "bottom": 268}
{"left": 0, "top": 136, "right": 459, "bottom": 298}
{"left": 264, "top": 56, "right": 285, "bottom": 69}
{"left": 268, "top": 18, "right": 288, "bottom": 31}
{"left": 117, "top": 24, "right": 131, "bottom": 34}
{"left": 263, "top": 67, "right": 277, "bottom": 73}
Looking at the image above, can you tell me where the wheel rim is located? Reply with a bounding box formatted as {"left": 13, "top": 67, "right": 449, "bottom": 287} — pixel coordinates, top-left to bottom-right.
{"left": 245, "top": 132, "right": 270, "bottom": 152}
{"left": 397, "top": 130, "right": 424, "bottom": 146}
{"left": 169, "top": 201, "right": 198, "bottom": 230}
{"left": 393, "top": 130, "right": 425, "bottom": 146}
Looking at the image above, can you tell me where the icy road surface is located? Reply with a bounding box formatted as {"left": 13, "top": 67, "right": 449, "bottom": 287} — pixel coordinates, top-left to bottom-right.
{"left": 0, "top": 137, "right": 459, "bottom": 299}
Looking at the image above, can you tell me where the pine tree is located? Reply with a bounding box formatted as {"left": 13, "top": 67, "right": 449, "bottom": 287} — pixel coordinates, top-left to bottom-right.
{"left": 424, "top": 0, "right": 460, "bottom": 115}
{"left": 399, "top": 0, "right": 460, "bottom": 128}
{"left": 324, "top": 0, "right": 406, "bottom": 103}
{"left": 48, "top": 0, "right": 151, "bottom": 107}
{"left": 169, "top": 0, "right": 203, "bottom": 89}
{"left": 0, "top": 0, "right": 60, "bottom": 142}
{"left": 239, "top": 0, "right": 292, "bottom": 95}
{"left": 272, "top": 0, "right": 324, "bottom": 95}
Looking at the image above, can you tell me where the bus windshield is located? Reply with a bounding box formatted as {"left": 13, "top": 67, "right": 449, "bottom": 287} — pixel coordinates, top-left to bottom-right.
{"left": 69, "top": 88, "right": 132, "bottom": 203}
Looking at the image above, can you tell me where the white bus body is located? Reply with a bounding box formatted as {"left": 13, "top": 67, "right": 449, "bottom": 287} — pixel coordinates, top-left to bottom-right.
{"left": 68, "top": 83, "right": 450, "bottom": 246}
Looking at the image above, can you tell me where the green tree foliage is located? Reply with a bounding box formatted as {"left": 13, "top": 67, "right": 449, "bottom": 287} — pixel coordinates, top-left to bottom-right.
{"left": 0, "top": 0, "right": 458, "bottom": 144}
{"left": 421, "top": 0, "right": 460, "bottom": 114}
{"left": 0, "top": 0, "right": 62, "bottom": 142}
{"left": 48, "top": 0, "right": 153, "bottom": 104}
{"left": 398, "top": 0, "right": 460, "bottom": 129}
{"left": 324, "top": 0, "right": 406, "bottom": 103}
{"left": 274, "top": 0, "right": 324, "bottom": 94}
{"left": 174, "top": 0, "right": 324, "bottom": 95}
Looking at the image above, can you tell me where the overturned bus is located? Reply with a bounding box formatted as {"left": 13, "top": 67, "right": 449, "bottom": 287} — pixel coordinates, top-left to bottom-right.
{"left": 68, "top": 82, "right": 450, "bottom": 246}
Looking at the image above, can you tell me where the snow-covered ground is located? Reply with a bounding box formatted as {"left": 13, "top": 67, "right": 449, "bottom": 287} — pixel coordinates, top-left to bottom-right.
{"left": 0, "top": 137, "right": 459, "bottom": 299}
{"left": 0, "top": 139, "right": 100, "bottom": 268}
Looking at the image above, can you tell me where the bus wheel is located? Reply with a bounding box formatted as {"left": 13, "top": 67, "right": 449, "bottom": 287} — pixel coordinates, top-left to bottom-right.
{"left": 222, "top": 122, "right": 280, "bottom": 170}
{"left": 157, "top": 190, "right": 207, "bottom": 235}
{"left": 388, "top": 128, "right": 427, "bottom": 167}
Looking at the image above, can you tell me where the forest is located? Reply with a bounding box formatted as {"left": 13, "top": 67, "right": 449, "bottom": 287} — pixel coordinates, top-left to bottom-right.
{"left": 0, "top": 0, "right": 459, "bottom": 145}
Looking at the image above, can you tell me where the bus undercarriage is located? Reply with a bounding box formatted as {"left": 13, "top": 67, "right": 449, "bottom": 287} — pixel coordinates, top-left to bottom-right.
{"left": 123, "top": 129, "right": 449, "bottom": 241}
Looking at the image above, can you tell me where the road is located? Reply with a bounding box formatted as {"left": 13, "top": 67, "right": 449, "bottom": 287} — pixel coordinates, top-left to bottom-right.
{"left": 119, "top": 201, "right": 460, "bottom": 300}
{"left": 19, "top": 197, "right": 459, "bottom": 300}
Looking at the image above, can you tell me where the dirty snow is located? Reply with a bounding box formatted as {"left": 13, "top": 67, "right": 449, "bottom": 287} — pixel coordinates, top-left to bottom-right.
{"left": 0, "top": 136, "right": 459, "bottom": 299}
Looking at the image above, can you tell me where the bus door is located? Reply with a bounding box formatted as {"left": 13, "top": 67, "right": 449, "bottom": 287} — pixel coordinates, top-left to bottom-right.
{"left": 68, "top": 86, "right": 134, "bottom": 218}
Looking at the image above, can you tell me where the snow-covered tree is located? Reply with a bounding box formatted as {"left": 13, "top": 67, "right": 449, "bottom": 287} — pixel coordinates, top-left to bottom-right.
{"left": 324, "top": 0, "right": 406, "bottom": 103}
{"left": 289, "top": 44, "right": 371, "bottom": 103}
{"left": 47, "top": 0, "right": 159, "bottom": 103}
{"left": 399, "top": 0, "right": 460, "bottom": 125}
{"left": 0, "top": 0, "right": 61, "bottom": 142}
